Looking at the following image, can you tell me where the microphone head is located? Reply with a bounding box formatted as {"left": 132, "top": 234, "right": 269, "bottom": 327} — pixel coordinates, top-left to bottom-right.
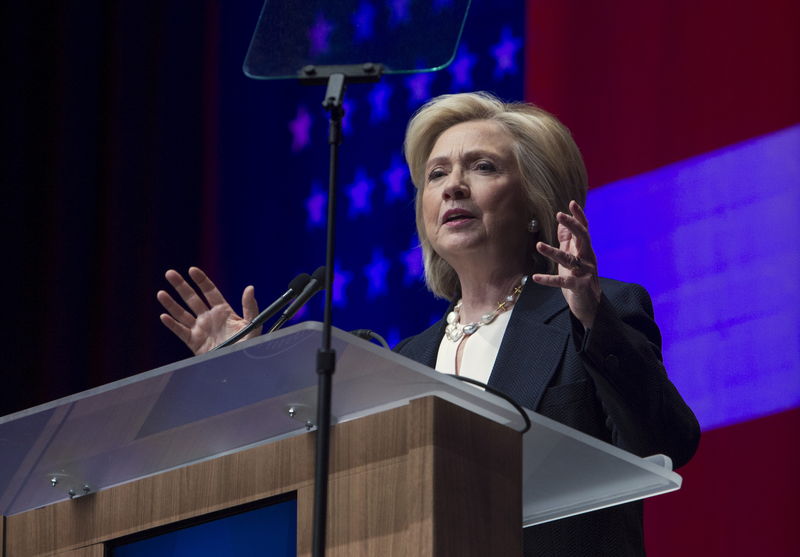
{"left": 311, "top": 266, "right": 326, "bottom": 283}
{"left": 288, "top": 272, "right": 311, "bottom": 293}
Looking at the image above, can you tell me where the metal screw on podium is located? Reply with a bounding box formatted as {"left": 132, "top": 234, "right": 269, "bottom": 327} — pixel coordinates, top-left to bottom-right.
{"left": 285, "top": 403, "right": 318, "bottom": 431}
{"left": 50, "top": 477, "right": 58, "bottom": 487}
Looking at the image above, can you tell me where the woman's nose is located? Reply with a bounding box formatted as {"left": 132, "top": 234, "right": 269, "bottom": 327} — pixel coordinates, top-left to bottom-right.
{"left": 442, "top": 169, "right": 469, "bottom": 200}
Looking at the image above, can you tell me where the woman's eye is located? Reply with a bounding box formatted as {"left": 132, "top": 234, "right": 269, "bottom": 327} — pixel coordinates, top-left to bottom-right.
{"left": 474, "top": 160, "right": 496, "bottom": 172}
{"left": 428, "top": 169, "right": 446, "bottom": 180}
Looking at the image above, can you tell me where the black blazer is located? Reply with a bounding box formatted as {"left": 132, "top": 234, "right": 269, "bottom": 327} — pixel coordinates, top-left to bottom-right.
{"left": 395, "top": 278, "right": 700, "bottom": 556}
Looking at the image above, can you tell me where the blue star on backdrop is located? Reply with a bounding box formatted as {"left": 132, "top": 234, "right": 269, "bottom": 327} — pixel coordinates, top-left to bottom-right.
{"left": 365, "top": 250, "right": 390, "bottom": 298}
{"left": 352, "top": 2, "right": 377, "bottom": 42}
{"left": 492, "top": 27, "right": 522, "bottom": 78}
{"left": 368, "top": 83, "right": 393, "bottom": 122}
{"left": 308, "top": 13, "right": 334, "bottom": 56}
{"left": 389, "top": 0, "right": 412, "bottom": 27}
{"left": 449, "top": 44, "right": 478, "bottom": 90}
{"left": 405, "top": 72, "right": 434, "bottom": 105}
{"left": 347, "top": 168, "right": 375, "bottom": 217}
{"left": 382, "top": 155, "right": 411, "bottom": 202}
{"left": 289, "top": 106, "right": 312, "bottom": 152}
{"left": 306, "top": 182, "right": 327, "bottom": 227}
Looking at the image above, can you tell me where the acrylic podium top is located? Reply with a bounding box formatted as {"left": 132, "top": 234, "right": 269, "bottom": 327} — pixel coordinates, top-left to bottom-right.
{"left": 0, "top": 322, "right": 681, "bottom": 523}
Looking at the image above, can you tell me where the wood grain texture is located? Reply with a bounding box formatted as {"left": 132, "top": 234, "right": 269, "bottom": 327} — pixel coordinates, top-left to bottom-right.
{"left": 6, "top": 397, "right": 521, "bottom": 557}
{"left": 7, "top": 428, "right": 315, "bottom": 556}
{"left": 428, "top": 397, "right": 522, "bottom": 556}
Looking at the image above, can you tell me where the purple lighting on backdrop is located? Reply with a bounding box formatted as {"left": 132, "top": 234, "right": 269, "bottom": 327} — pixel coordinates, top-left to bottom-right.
{"left": 305, "top": 182, "right": 326, "bottom": 227}
{"left": 386, "top": 328, "right": 402, "bottom": 348}
{"left": 365, "top": 250, "right": 390, "bottom": 298}
{"left": 383, "top": 155, "right": 410, "bottom": 202}
{"left": 406, "top": 73, "right": 434, "bottom": 104}
{"left": 389, "top": 0, "right": 411, "bottom": 27}
{"left": 342, "top": 99, "right": 356, "bottom": 135}
{"left": 449, "top": 44, "right": 477, "bottom": 90}
{"left": 492, "top": 27, "right": 522, "bottom": 78}
{"left": 347, "top": 168, "right": 374, "bottom": 217}
{"left": 308, "top": 13, "right": 333, "bottom": 56}
{"left": 586, "top": 125, "right": 800, "bottom": 431}
{"left": 352, "top": 1, "right": 376, "bottom": 42}
{"left": 333, "top": 265, "right": 353, "bottom": 307}
{"left": 289, "top": 106, "right": 312, "bottom": 152}
{"left": 368, "top": 83, "right": 393, "bottom": 122}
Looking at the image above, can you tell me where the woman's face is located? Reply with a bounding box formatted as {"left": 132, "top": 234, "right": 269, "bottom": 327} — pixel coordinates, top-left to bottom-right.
{"left": 421, "top": 120, "right": 529, "bottom": 269}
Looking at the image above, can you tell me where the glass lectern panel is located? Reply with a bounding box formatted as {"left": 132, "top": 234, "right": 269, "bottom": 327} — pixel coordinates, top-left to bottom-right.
{"left": 243, "top": 0, "right": 472, "bottom": 79}
{"left": 0, "top": 322, "right": 682, "bottom": 526}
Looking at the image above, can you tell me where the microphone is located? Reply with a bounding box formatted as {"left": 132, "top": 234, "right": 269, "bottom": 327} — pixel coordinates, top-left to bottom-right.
{"left": 268, "top": 266, "right": 326, "bottom": 333}
{"left": 349, "top": 329, "right": 390, "bottom": 349}
{"left": 212, "top": 272, "right": 311, "bottom": 351}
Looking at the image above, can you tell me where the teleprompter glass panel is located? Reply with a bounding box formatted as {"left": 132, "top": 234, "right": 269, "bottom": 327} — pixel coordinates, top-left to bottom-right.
{"left": 244, "top": 0, "right": 471, "bottom": 79}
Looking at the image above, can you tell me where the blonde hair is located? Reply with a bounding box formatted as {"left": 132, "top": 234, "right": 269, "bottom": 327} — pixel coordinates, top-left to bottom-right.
{"left": 403, "top": 92, "right": 588, "bottom": 300}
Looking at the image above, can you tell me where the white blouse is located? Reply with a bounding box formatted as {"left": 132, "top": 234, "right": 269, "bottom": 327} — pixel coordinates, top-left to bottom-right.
{"left": 434, "top": 306, "right": 515, "bottom": 384}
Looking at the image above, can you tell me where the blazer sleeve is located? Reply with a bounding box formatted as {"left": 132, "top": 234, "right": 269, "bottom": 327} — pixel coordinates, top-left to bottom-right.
{"left": 571, "top": 283, "right": 700, "bottom": 469}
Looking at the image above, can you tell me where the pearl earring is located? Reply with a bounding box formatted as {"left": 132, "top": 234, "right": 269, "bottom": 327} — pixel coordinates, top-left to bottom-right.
{"left": 527, "top": 218, "right": 540, "bottom": 233}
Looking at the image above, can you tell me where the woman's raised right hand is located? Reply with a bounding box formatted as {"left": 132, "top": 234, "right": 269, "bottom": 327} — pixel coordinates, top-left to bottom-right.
{"left": 157, "top": 267, "right": 260, "bottom": 355}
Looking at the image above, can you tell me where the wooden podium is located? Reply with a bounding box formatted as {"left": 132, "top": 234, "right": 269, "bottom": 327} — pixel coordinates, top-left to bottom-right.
{"left": 3, "top": 396, "right": 520, "bottom": 556}
{"left": 0, "top": 322, "right": 681, "bottom": 556}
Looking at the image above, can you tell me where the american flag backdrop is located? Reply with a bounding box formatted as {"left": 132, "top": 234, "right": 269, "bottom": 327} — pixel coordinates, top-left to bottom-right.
{"left": 214, "top": 1, "right": 799, "bottom": 554}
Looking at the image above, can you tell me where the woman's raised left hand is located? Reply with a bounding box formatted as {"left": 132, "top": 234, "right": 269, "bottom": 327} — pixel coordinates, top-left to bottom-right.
{"left": 532, "top": 200, "right": 602, "bottom": 329}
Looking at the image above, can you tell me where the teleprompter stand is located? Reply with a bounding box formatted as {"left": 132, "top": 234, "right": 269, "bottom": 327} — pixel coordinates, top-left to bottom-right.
{"left": 299, "top": 62, "right": 383, "bottom": 557}
{"left": 241, "top": 2, "right": 473, "bottom": 555}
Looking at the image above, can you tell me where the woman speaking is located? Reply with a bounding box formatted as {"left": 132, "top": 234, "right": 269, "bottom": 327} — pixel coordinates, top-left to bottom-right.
{"left": 158, "top": 92, "right": 700, "bottom": 556}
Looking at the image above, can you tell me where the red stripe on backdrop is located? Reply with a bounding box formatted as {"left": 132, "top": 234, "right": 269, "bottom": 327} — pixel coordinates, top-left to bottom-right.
{"left": 644, "top": 407, "right": 800, "bottom": 556}
{"left": 525, "top": 0, "right": 800, "bottom": 187}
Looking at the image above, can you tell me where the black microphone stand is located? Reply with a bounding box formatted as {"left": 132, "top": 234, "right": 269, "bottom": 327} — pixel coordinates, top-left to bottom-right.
{"left": 298, "top": 63, "right": 383, "bottom": 557}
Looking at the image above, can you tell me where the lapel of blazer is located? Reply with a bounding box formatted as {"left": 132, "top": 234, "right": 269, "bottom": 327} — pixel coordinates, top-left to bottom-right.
{"left": 407, "top": 316, "right": 448, "bottom": 368}
{"left": 487, "top": 280, "right": 570, "bottom": 411}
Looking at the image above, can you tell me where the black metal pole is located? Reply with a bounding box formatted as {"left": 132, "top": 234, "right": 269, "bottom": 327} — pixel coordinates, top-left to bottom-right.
{"left": 311, "top": 73, "right": 345, "bottom": 557}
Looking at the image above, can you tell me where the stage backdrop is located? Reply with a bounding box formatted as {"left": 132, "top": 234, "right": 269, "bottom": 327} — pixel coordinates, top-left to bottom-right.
{"left": 1, "top": 1, "right": 797, "bottom": 555}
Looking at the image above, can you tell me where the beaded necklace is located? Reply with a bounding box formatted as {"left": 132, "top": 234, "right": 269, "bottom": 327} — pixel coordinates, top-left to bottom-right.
{"left": 444, "top": 276, "right": 527, "bottom": 342}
